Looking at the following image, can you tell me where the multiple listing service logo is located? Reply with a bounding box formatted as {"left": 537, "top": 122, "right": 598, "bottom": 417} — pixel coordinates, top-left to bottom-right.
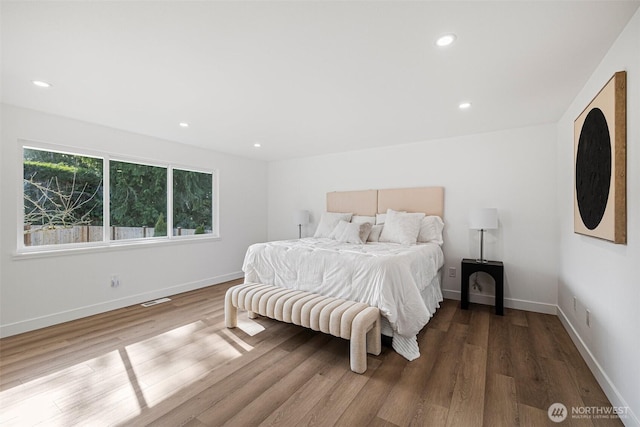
{"left": 548, "top": 403, "right": 629, "bottom": 423}
{"left": 548, "top": 403, "right": 568, "bottom": 423}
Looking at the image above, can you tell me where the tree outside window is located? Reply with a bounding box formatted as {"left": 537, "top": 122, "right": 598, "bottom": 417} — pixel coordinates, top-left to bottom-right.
{"left": 23, "top": 148, "right": 103, "bottom": 246}
{"left": 110, "top": 160, "right": 167, "bottom": 240}
{"left": 173, "top": 169, "right": 213, "bottom": 236}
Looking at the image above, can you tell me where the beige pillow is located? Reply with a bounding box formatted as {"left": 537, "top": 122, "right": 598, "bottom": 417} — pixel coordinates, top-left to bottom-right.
{"left": 357, "top": 222, "right": 373, "bottom": 242}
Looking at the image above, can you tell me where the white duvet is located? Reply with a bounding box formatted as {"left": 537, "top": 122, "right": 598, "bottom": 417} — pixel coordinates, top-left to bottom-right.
{"left": 242, "top": 238, "right": 444, "bottom": 360}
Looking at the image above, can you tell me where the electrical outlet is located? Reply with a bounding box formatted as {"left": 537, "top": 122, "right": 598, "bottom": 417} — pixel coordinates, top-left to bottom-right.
{"left": 586, "top": 309, "right": 591, "bottom": 327}
{"left": 573, "top": 296, "right": 577, "bottom": 312}
{"left": 110, "top": 275, "right": 120, "bottom": 288}
{"left": 448, "top": 267, "right": 456, "bottom": 278}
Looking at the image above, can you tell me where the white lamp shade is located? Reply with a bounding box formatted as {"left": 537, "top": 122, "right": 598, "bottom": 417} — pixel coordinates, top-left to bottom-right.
{"left": 469, "top": 208, "right": 498, "bottom": 230}
{"left": 294, "top": 210, "right": 310, "bottom": 225}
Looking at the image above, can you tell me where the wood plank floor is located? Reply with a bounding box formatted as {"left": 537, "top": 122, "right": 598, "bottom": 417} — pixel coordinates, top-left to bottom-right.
{"left": 0, "top": 279, "right": 622, "bottom": 426}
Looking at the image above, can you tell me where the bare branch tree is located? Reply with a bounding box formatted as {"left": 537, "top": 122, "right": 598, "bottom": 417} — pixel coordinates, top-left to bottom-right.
{"left": 24, "top": 173, "right": 101, "bottom": 232}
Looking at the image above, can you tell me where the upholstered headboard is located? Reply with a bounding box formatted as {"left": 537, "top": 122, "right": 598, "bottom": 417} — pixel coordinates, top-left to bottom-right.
{"left": 327, "top": 186, "right": 444, "bottom": 217}
{"left": 325, "top": 189, "right": 378, "bottom": 216}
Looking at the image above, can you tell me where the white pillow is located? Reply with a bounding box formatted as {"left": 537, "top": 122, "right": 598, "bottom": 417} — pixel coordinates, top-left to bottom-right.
{"left": 314, "top": 212, "right": 353, "bottom": 238}
{"left": 367, "top": 224, "right": 384, "bottom": 242}
{"left": 376, "top": 211, "right": 405, "bottom": 225}
{"left": 417, "top": 216, "right": 445, "bottom": 245}
{"left": 351, "top": 215, "right": 375, "bottom": 225}
{"left": 329, "top": 220, "right": 371, "bottom": 244}
{"left": 378, "top": 209, "right": 425, "bottom": 245}
{"left": 328, "top": 220, "right": 350, "bottom": 240}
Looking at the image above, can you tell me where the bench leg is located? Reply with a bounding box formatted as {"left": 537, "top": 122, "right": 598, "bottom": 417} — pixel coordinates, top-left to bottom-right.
{"left": 224, "top": 289, "right": 238, "bottom": 328}
{"left": 350, "top": 308, "right": 380, "bottom": 374}
{"left": 248, "top": 311, "right": 258, "bottom": 319}
{"left": 366, "top": 316, "right": 381, "bottom": 356}
{"left": 350, "top": 331, "right": 367, "bottom": 374}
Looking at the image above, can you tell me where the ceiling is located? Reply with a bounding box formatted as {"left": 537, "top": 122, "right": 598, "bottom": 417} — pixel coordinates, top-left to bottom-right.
{"left": 2, "top": 1, "right": 639, "bottom": 162}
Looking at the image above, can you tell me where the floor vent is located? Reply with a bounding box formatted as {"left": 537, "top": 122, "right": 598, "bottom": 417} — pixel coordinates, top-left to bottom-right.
{"left": 141, "top": 297, "right": 172, "bottom": 307}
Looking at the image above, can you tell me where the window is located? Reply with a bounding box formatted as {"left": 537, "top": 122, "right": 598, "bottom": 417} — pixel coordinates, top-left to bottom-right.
{"left": 173, "top": 169, "right": 213, "bottom": 236}
{"left": 110, "top": 160, "right": 167, "bottom": 240}
{"left": 21, "top": 143, "right": 217, "bottom": 250}
{"left": 23, "top": 147, "right": 104, "bottom": 247}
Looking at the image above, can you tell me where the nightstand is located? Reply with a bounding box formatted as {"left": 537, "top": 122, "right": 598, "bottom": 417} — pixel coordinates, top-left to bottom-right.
{"left": 461, "top": 258, "right": 504, "bottom": 316}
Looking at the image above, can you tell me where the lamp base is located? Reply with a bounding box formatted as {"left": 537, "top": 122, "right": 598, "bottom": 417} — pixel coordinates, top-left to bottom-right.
{"left": 476, "top": 229, "right": 489, "bottom": 264}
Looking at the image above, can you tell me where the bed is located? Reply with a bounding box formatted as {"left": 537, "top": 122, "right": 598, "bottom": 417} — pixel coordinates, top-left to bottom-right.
{"left": 242, "top": 187, "right": 445, "bottom": 360}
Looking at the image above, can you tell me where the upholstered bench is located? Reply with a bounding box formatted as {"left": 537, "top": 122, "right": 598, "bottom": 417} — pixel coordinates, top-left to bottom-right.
{"left": 225, "top": 282, "right": 381, "bottom": 374}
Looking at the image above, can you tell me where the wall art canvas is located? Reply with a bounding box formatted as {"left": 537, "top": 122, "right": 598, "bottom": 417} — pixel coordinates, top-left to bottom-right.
{"left": 574, "top": 71, "right": 626, "bottom": 244}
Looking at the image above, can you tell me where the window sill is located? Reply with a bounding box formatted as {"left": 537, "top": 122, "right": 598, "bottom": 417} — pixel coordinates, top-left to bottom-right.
{"left": 13, "top": 234, "right": 222, "bottom": 261}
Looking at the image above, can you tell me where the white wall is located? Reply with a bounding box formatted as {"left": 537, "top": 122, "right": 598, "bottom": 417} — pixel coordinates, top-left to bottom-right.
{"left": 268, "top": 123, "right": 559, "bottom": 314}
{"left": 0, "top": 104, "right": 268, "bottom": 337}
{"left": 556, "top": 9, "right": 639, "bottom": 425}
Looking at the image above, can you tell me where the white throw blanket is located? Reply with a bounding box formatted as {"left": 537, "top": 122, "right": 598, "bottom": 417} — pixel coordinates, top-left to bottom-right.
{"left": 242, "top": 238, "right": 444, "bottom": 360}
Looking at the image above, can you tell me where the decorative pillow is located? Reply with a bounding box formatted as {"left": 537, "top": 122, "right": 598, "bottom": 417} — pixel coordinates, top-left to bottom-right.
{"left": 417, "top": 216, "right": 445, "bottom": 245}
{"left": 329, "top": 220, "right": 371, "bottom": 244}
{"left": 376, "top": 211, "right": 405, "bottom": 225}
{"left": 367, "top": 224, "right": 384, "bottom": 242}
{"left": 357, "top": 222, "right": 373, "bottom": 242}
{"left": 351, "top": 215, "right": 376, "bottom": 225}
{"left": 314, "top": 212, "right": 353, "bottom": 238}
{"left": 378, "top": 209, "right": 425, "bottom": 245}
{"left": 328, "top": 220, "right": 350, "bottom": 240}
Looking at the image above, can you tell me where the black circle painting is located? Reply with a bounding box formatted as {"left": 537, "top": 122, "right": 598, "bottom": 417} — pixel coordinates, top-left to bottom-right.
{"left": 575, "top": 107, "right": 611, "bottom": 230}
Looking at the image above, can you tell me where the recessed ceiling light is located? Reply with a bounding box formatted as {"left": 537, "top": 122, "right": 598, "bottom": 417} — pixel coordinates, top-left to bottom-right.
{"left": 436, "top": 34, "right": 456, "bottom": 47}
{"left": 253, "top": 143, "right": 261, "bottom": 148}
{"left": 179, "top": 122, "right": 189, "bottom": 128}
{"left": 459, "top": 102, "right": 472, "bottom": 110}
{"left": 32, "top": 80, "right": 51, "bottom": 88}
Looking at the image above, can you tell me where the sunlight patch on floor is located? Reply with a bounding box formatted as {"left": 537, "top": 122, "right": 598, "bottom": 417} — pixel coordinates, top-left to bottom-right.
{"left": 0, "top": 391, "right": 63, "bottom": 426}
{"left": 124, "top": 322, "right": 246, "bottom": 385}
{"left": 220, "top": 328, "right": 255, "bottom": 352}
{"left": 0, "top": 349, "right": 139, "bottom": 426}
{"left": 140, "top": 345, "right": 243, "bottom": 408}
{"left": 0, "top": 319, "right": 263, "bottom": 426}
{"left": 134, "top": 328, "right": 247, "bottom": 406}
{"left": 236, "top": 317, "right": 266, "bottom": 336}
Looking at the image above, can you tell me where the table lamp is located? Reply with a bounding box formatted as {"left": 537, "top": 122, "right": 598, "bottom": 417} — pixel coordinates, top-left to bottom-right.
{"left": 469, "top": 208, "right": 498, "bottom": 263}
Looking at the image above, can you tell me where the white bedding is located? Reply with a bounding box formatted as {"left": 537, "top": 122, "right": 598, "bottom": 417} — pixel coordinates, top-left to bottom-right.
{"left": 242, "top": 237, "right": 444, "bottom": 360}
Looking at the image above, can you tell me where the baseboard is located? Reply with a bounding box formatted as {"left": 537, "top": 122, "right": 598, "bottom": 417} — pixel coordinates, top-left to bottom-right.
{"left": 0, "top": 271, "right": 244, "bottom": 338}
{"left": 442, "top": 288, "right": 557, "bottom": 314}
{"left": 557, "top": 307, "right": 639, "bottom": 427}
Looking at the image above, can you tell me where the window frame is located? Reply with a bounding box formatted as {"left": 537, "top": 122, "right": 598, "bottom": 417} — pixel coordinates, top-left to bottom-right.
{"left": 17, "top": 140, "right": 219, "bottom": 255}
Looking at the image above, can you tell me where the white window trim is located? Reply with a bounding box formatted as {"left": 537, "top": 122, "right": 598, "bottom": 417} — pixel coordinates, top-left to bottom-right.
{"left": 17, "top": 139, "right": 219, "bottom": 256}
